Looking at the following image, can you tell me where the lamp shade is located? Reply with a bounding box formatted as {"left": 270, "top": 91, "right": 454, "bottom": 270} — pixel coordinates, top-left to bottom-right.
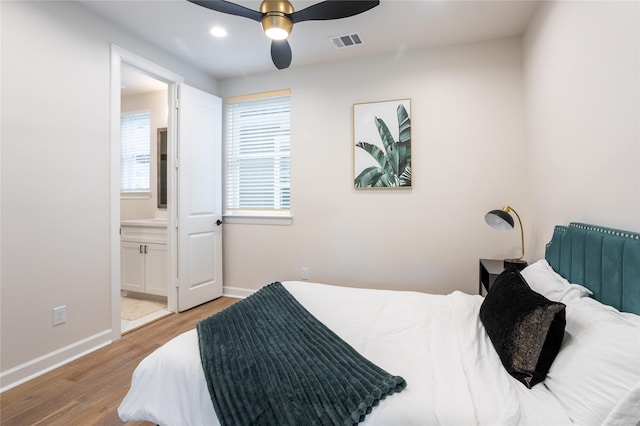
{"left": 484, "top": 205, "right": 527, "bottom": 269}
{"left": 485, "top": 209, "right": 514, "bottom": 231}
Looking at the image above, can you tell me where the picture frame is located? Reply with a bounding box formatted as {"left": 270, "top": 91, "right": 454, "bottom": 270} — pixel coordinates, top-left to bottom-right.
{"left": 353, "top": 98, "right": 412, "bottom": 189}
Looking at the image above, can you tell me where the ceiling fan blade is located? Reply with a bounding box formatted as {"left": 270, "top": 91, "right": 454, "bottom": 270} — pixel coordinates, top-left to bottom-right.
{"left": 187, "top": 0, "right": 263, "bottom": 22}
{"left": 290, "top": 1, "right": 379, "bottom": 23}
{"left": 271, "top": 40, "right": 292, "bottom": 70}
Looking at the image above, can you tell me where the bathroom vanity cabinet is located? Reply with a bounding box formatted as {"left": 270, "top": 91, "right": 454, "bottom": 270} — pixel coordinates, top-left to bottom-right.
{"left": 121, "top": 220, "right": 168, "bottom": 296}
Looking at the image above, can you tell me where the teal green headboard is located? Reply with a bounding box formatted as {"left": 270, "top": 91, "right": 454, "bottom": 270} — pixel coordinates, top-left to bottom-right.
{"left": 545, "top": 222, "right": 640, "bottom": 315}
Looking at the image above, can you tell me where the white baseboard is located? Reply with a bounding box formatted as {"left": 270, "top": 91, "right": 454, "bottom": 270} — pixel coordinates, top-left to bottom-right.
{"left": 0, "top": 329, "right": 112, "bottom": 393}
{"left": 222, "top": 286, "right": 255, "bottom": 299}
{"left": 1, "top": 289, "right": 254, "bottom": 392}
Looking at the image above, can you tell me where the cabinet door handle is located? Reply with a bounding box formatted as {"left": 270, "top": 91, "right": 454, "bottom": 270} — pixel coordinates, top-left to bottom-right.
{"left": 139, "top": 245, "right": 143, "bottom": 254}
{"left": 144, "top": 245, "right": 148, "bottom": 254}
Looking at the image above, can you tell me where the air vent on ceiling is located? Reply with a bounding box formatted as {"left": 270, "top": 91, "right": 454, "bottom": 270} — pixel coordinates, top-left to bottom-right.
{"left": 330, "top": 33, "right": 364, "bottom": 49}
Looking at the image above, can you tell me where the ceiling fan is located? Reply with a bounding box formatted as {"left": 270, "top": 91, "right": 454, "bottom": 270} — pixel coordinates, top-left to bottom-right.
{"left": 188, "top": 0, "right": 380, "bottom": 70}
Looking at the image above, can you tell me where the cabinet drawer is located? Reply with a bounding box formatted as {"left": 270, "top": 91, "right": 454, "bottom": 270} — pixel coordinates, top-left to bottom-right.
{"left": 121, "top": 224, "right": 167, "bottom": 244}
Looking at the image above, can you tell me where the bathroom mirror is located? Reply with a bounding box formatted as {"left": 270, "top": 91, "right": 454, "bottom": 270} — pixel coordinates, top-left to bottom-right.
{"left": 157, "top": 127, "right": 167, "bottom": 208}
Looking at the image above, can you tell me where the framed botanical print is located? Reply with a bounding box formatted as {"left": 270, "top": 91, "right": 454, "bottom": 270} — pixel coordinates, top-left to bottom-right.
{"left": 353, "top": 98, "right": 411, "bottom": 189}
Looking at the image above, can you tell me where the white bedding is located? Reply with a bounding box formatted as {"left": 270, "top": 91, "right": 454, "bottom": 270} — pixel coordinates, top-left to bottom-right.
{"left": 118, "top": 280, "right": 573, "bottom": 425}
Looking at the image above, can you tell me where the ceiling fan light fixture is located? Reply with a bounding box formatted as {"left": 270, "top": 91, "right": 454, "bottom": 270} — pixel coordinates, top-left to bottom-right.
{"left": 188, "top": 0, "right": 380, "bottom": 70}
{"left": 262, "top": 14, "right": 292, "bottom": 40}
{"left": 260, "top": 0, "right": 294, "bottom": 40}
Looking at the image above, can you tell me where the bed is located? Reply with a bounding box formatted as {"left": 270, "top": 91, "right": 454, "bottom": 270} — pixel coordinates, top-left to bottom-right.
{"left": 118, "top": 222, "right": 640, "bottom": 425}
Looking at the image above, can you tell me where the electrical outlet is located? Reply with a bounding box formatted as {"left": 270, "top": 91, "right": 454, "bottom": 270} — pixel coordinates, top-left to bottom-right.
{"left": 301, "top": 267, "right": 309, "bottom": 281}
{"left": 53, "top": 305, "right": 66, "bottom": 326}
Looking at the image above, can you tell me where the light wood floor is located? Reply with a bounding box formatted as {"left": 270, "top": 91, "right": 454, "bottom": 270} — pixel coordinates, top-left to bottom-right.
{"left": 1, "top": 296, "right": 239, "bottom": 426}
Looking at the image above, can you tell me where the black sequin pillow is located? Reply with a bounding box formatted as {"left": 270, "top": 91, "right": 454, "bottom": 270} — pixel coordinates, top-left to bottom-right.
{"left": 479, "top": 269, "right": 566, "bottom": 388}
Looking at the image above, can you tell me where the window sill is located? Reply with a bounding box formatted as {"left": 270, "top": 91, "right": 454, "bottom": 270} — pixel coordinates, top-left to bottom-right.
{"left": 223, "top": 214, "right": 293, "bottom": 226}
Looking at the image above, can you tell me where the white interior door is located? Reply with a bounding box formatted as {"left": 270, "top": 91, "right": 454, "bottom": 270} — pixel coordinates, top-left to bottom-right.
{"left": 177, "top": 84, "right": 223, "bottom": 311}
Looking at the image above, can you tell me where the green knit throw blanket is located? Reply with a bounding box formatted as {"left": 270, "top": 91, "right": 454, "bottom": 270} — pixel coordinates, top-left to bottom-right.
{"left": 197, "top": 282, "right": 406, "bottom": 426}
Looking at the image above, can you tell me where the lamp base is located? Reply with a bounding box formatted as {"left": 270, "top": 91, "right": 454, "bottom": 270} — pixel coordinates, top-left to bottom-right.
{"left": 503, "top": 259, "right": 528, "bottom": 271}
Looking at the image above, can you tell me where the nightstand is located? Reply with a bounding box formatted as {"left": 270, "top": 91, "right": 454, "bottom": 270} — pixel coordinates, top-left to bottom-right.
{"left": 479, "top": 259, "right": 505, "bottom": 295}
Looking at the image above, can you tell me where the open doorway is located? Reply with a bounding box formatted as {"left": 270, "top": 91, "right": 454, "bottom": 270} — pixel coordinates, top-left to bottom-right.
{"left": 119, "top": 65, "right": 170, "bottom": 333}
{"left": 110, "top": 45, "right": 183, "bottom": 340}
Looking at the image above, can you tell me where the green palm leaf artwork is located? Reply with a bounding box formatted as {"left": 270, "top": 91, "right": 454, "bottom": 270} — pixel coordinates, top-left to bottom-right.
{"left": 354, "top": 100, "right": 411, "bottom": 188}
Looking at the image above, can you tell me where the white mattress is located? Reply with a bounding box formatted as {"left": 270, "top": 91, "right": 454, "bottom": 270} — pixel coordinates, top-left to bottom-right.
{"left": 118, "top": 281, "right": 572, "bottom": 425}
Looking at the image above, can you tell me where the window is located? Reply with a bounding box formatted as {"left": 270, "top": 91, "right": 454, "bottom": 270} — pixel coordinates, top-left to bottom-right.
{"left": 225, "top": 90, "right": 291, "bottom": 218}
{"left": 121, "top": 110, "right": 151, "bottom": 194}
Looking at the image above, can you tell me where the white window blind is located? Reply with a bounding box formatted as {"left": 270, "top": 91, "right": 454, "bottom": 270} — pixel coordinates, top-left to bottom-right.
{"left": 121, "top": 111, "right": 151, "bottom": 193}
{"left": 225, "top": 90, "right": 290, "bottom": 216}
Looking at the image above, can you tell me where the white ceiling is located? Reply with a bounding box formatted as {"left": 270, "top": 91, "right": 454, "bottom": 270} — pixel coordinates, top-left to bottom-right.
{"left": 81, "top": 0, "right": 540, "bottom": 81}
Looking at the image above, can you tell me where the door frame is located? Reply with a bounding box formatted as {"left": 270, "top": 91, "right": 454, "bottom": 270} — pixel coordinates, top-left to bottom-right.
{"left": 109, "top": 44, "right": 182, "bottom": 341}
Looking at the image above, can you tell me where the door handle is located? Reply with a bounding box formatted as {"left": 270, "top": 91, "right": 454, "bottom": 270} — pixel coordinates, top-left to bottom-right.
{"left": 216, "top": 219, "right": 223, "bottom": 226}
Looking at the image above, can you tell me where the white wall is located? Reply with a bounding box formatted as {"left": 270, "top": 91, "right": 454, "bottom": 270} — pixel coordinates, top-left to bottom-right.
{"left": 0, "top": 0, "right": 217, "bottom": 388}
{"left": 524, "top": 0, "right": 640, "bottom": 259}
{"left": 219, "top": 37, "right": 529, "bottom": 295}
{"left": 4, "top": 0, "right": 637, "bottom": 392}
{"left": 121, "top": 89, "right": 169, "bottom": 220}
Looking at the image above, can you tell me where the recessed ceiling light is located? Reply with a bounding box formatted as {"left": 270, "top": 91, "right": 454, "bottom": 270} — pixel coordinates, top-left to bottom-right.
{"left": 210, "top": 27, "right": 227, "bottom": 38}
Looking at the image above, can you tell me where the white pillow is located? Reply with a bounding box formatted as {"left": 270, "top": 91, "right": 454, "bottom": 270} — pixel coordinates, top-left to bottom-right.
{"left": 520, "top": 259, "right": 592, "bottom": 303}
{"left": 603, "top": 383, "right": 640, "bottom": 426}
{"left": 544, "top": 297, "right": 640, "bottom": 425}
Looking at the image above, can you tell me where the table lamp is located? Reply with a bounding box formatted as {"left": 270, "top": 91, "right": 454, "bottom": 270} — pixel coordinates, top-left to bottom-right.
{"left": 484, "top": 205, "right": 528, "bottom": 270}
